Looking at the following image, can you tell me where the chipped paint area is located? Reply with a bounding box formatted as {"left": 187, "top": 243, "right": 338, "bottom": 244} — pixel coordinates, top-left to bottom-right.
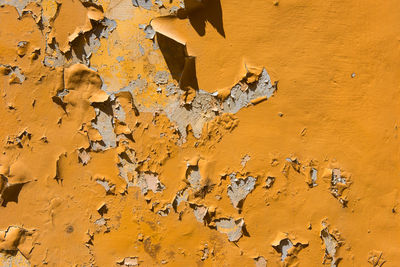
{"left": 1, "top": 0, "right": 400, "bottom": 266}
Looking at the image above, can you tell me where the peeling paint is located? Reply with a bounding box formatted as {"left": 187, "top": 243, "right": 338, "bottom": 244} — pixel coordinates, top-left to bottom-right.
{"left": 0, "top": 0, "right": 399, "bottom": 265}
{"left": 227, "top": 173, "right": 256, "bottom": 210}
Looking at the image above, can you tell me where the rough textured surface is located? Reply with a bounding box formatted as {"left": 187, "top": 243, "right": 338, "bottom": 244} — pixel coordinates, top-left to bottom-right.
{"left": 0, "top": 0, "right": 400, "bottom": 266}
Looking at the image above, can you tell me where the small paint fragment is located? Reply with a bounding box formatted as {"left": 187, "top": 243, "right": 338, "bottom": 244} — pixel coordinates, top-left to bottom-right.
{"left": 265, "top": 176, "right": 275, "bottom": 188}
{"left": 137, "top": 233, "right": 144, "bottom": 241}
{"left": 240, "top": 154, "right": 251, "bottom": 167}
{"left": 78, "top": 148, "right": 91, "bottom": 165}
{"left": 6, "top": 130, "right": 31, "bottom": 149}
{"left": 17, "top": 41, "right": 29, "bottom": 57}
{"left": 200, "top": 243, "right": 209, "bottom": 261}
{"left": 367, "top": 250, "right": 386, "bottom": 267}
{"left": 0, "top": 65, "right": 25, "bottom": 84}
{"left": 156, "top": 204, "right": 172, "bottom": 216}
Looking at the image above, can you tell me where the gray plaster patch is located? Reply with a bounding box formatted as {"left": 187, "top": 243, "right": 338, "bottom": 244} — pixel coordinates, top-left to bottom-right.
{"left": 310, "top": 168, "right": 318, "bottom": 187}
{"left": 112, "top": 76, "right": 147, "bottom": 95}
{"left": 320, "top": 226, "right": 340, "bottom": 267}
{"left": 91, "top": 105, "right": 117, "bottom": 151}
{"left": 117, "top": 148, "right": 136, "bottom": 184}
{"left": 331, "top": 168, "right": 346, "bottom": 185}
{"left": 271, "top": 237, "right": 309, "bottom": 262}
{"left": 57, "top": 89, "right": 70, "bottom": 100}
{"left": 227, "top": 173, "right": 256, "bottom": 209}
{"left": 78, "top": 148, "right": 91, "bottom": 165}
{"left": 94, "top": 217, "right": 106, "bottom": 226}
{"left": 154, "top": 0, "right": 163, "bottom": 6}
{"left": 186, "top": 165, "right": 201, "bottom": 189}
{"left": 190, "top": 204, "right": 208, "bottom": 223}
{"left": 279, "top": 239, "right": 293, "bottom": 261}
{"left": 172, "top": 189, "right": 188, "bottom": 211}
{"left": 169, "top": 6, "right": 179, "bottom": 15}
{"left": 132, "top": 0, "right": 152, "bottom": 10}
{"left": 164, "top": 89, "right": 220, "bottom": 139}
{"left": 0, "top": 0, "right": 33, "bottom": 16}
{"left": 139, "top": 24, "right": 156, "bottom": 39}
{"left": 43, "top": 18, "right": 116, "bottom": 67}
{"left": 330, "top": 168, "right": 348, "bottom": 204}
{"left": 96, "top": 177, "right": 116, "bottom": 195}
{"left": 96, "top": 179, "right": 111, "bottom": 192}
{"left": 138, "top": 44, "right": 145, "bottom": 56}
{"left": 164, "top": 68, "right": 276, "bottom": 141}
{"left": 215, "top": 218, "right": 245, "bottom": 242}
{"left": 112, "top": 101, "right": 126, "bottom": 121}
{"left": 165, "top": 83, "right": 177, "bottom": 96}
{"left": 222, "top": 68, "right": 275, "bottom": 113}
{"left": 154, "top": 71, "right": 169, "bottom": 85}
{"left": 156, "top": 204, "right": 171, "bottom": 216}
{"left": 136, "top": 172, "right": 165, "bottom": 194}
{"left": 106, "top": 0, "right": 135, "bottom": 21}
{"left": 117, "top": 256, "right": 139, "bottom": 266}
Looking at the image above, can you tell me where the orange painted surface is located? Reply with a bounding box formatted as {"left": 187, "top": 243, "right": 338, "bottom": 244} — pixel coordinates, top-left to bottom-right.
{"left": 0, "top": 0, "right": 399, "bottom": 266}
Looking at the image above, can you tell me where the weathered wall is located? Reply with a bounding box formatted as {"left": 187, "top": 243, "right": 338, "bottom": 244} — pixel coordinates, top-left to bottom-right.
{"left": 0, "top": 0, "right": 399, "bottom": 266}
